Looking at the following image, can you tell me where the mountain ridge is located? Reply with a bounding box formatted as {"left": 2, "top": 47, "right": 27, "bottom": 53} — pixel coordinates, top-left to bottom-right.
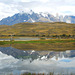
{"left": 0, "top": 10, "right": 60, "bottom": 25}
{"left": 0, "top": 10, "right": 75, "bottom": 25}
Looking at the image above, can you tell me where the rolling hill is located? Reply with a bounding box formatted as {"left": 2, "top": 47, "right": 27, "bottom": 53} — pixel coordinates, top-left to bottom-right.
{"left": 0, "top": 22, "right": 75, "bottom": 37}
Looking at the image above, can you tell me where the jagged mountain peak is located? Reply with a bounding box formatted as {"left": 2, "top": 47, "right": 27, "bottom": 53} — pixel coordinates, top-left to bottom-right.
{"left": 19, "top": 10, "right": 34, "bottom": 15}
{"left": 0, "top": 10, "right": 56, "bottom": 25}
{"left": 0, "top": 10, "right": 75, "bottom": 25}
{"left": 39, "top": 12, "right": 50, "bottom": 17}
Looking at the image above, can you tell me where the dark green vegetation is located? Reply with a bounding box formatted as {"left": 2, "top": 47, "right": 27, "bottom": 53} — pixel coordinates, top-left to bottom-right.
{"left": 10, "top": 72, "right": 75, "bottom": 75}
{"left": 0, "top": 22, "right": 75, "bottom": 38}
{"left": 0, "top": 39, "right": 75, "bottom": 44}
{"left": 0, "top": 39, "right": 75, "bottom": 51}
{"left": 8, "top": 72, "right": 75, "bottom": 75}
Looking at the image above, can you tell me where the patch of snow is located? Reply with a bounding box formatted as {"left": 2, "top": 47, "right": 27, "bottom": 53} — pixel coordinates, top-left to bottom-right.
{"left": 31, "top": 19, "right": 35, "bottom": 23}
{"left": 51, "top": 56, "right": 56, "bottom": 61}
{"left": 41, "top": 56, "right": 47, "bottom": 60}
{"left": 32, "top": 50, "right": 35, "bottom": 53}
{"left": 39, "top": 12, "right": 49, "bottom": 17}
{"left": 23, "top": 51, "right": 26, "bottom": 53}
{"left": 30, "top": 50, "right": 35, "bottom": 54}
{"left": 28, "top": 17, "right": 35, "bottom": 23}
{"left": 37, "top": 58, "right": 40, "bottom": 60}
{"left": 24, "top": 20, "right": 26, "bottom": 22}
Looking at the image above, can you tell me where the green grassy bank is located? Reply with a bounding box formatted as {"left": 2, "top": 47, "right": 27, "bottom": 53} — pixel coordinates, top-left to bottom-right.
{"left": 0, "top": 39, "right": 75, "bottom": 51}
{"left": 0, "top": 39, "right": 75, "bottom": 45}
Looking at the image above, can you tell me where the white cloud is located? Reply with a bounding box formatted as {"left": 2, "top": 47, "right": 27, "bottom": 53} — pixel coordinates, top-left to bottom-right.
{"left": 0, "top": 2, "right": 19, "bottom": 20}
{"left": 21, "top": 0, "right": 32, "bottom": 2}
{"left": 0, "top": 0, "right": 75, "bottom": 20}
{"left": 20, "top": 0, "right": 49, "bottom": 2}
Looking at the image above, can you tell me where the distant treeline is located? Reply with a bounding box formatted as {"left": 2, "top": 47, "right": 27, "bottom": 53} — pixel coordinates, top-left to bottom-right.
{"left": 8, "top": 72, "right": 75, "bottom": 75}
{"left": 0, "top": 34, "right": 75, "bottom": 38}
{"left": 21, "top": 72, "right": 75, "bottom": 75}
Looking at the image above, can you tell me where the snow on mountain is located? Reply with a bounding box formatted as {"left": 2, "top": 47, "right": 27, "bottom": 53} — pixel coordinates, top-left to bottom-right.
{"left": 64, "top": 16, "right": 71, "bottom": 23}
{"left": 20, "top": 10, "right": 33, "bottom": 15}
{"left": 37, "top": 17, "right": 52, "bottom": 22}
{"left": 27, "top": 18, "right": 35, "bottom": 23}
{"left": 24, "top": 20, "right": 26, "bottom": 22}
{"left": 30, "top": 50, "right": 35, "bottom": 54}
{"left": 39, "top": 12, "right": 49, "bottom": 17}
{"left": 0, "top": 10, "right": 75, "bottom": 25}
{"left": 41, "top": 56, "right": 47, "bottom": 60}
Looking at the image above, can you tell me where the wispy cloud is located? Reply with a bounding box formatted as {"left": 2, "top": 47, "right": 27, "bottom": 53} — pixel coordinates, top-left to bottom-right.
{"left": 0, "top": 0, "right": 75, "bottom": 20}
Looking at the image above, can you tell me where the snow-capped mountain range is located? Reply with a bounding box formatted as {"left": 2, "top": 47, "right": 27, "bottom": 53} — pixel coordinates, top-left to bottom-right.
{"left": 0, "top": 10, "right": 75, "bottom": 25}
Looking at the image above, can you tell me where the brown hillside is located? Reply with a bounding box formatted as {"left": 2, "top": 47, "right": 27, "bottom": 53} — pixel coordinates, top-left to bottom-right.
{"left": 0, "top": 22, "right": 75, "bottom": 36}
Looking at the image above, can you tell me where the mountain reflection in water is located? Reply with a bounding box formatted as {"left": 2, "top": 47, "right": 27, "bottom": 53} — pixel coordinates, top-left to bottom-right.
{"left": 0, "top": 47, "right": 75, "bottom": 75}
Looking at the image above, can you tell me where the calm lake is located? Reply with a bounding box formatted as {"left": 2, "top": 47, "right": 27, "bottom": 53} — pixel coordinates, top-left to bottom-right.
{"left": 0, "top": 37, "right": 40, "bottom": 41}
{"left": 0, "top": 47, "right": 75, "bottom": 75}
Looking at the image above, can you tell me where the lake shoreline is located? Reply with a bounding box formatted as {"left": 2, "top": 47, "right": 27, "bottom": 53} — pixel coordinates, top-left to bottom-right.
{"left": 0, "top": 39, "right": 75, "bottom": 44}
{"left": 0, "top": 39, "right": 75, "bottom": 51}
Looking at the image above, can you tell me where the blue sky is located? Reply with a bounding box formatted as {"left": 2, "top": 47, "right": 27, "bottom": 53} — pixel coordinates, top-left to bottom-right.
{"left": 0, "top": 0, "right": 75, "bottom": 20}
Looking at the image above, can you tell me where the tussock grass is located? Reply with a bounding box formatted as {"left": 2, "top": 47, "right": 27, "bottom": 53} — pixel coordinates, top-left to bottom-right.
{"left": 0, "top": 22, "right": 75, "bottom": 36}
